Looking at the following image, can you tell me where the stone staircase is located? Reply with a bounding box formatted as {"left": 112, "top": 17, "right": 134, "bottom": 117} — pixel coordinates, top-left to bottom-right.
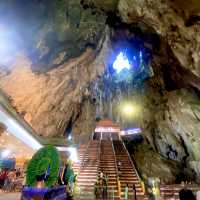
{"left": 73, "top": 139, "right": 200, "bottom": 200}
{"left": 74, "top": 140, "right": 100, "bottom": 200}
{"left": 73, "top": 139, "right": 147, "bottom": 200}
{"left": 73, "top": 144, "right": 87, "bottom": 174}
{"left": 113, "top": 140, "right": 145, "bottom": 200}
{"left": 99, "top": 140, "right": 120, "bottom": 199}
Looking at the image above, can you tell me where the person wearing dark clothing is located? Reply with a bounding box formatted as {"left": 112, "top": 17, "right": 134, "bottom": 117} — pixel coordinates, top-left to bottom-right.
{"left": 63, "top": 164, "right": 70, "bottom": 185}
{"left": 94, "top": 180, "right": 100, "bottom": 199}
{"left": 103, "top": 174, "right": 108, "bottom": 199}
{"left": 133, "top": 184, "right": 137, "bottom": 200}
{"left": 16, "top": 168, "right": 21, "bottom": 177}
{"left": 0, "top": 170, "right": 8, "bottom": 188}
{"left": 179, "top": 188, "right": 196, "bottom": 200}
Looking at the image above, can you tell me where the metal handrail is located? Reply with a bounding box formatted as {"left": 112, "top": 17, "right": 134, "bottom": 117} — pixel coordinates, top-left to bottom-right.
{"left": 75, "top": 185, "right": 116, "bottom": 200}
{"left": 111, "top": 139, "right": 121, "bottom": 198}
{"left": 121, "top": 140, "right": 144, "bottom": 193}
{"left": 79, "top": 140, "right": 91, "bottom": 173}
{"left": 97, "top": 138, "right": 102, "bottom": 176}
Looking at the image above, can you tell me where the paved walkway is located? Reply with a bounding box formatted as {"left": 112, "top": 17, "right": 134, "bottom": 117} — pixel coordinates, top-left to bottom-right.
{"left": 0, "top": 192, "right": 21, "bottom": 200}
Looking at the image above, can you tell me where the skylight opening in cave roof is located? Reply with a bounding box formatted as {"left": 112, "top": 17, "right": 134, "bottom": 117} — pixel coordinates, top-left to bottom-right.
{"left": 113, "top": 52, "right": 131, "bottom": 73}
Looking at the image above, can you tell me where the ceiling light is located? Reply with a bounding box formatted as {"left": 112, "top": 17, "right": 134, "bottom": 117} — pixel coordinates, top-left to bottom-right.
{"left": 0, "top": 105, "right": 42, "bottom": 150}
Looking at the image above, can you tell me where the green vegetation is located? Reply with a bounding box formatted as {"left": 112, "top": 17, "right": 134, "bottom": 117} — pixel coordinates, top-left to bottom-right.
{"left": 26, "top": 145, "right": 60, "bottom": 187}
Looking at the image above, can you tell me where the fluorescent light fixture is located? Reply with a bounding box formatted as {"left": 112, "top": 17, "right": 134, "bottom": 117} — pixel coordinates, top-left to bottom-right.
{"left": 122, "top": 128, "right": 142, "bottom": 135}
{"left": 0, "top": 105, "right": 42, "bottom": 150}
{"left": 113, "top": 52, "right": 131, "bottom": 73}
{"left": 56, "top": 146, "right": 78, "bottom": 163}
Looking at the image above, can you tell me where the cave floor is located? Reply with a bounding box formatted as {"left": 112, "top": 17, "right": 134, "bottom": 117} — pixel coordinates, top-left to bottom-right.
{"left": 0, "top": 192, "right": 21, "bottom": 200}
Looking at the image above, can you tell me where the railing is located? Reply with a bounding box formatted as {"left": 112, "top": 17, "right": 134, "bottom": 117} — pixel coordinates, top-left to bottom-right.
{"left": 74, "top": 186, "right": 116, "bottom": 200}
{"left": 111, "top": 139, "right": 121, "bottom": 198}
{"left": 79, "top": 140, "right": 91, "bottom": 173}
{"left": 121, "top": 140, "right": 144, "bottom": 193}
{"left": 97, "top": 139, "right": 102, "bottom": 177}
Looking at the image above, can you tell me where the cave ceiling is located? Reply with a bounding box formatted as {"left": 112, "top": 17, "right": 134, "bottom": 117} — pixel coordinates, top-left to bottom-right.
{"left": 0, "top": 0, "right": 106, "bottom": 72}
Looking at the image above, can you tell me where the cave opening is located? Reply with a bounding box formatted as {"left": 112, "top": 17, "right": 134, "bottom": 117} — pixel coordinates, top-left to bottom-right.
{"left": 64, "top": 117, "right": 73, "bottom": 140}
{"left": 93, "top": 19, "right": 158, "bottom": 133}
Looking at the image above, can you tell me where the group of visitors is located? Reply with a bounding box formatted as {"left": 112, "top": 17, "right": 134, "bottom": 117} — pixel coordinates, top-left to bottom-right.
{"left": 94, "top": 171, "right": 109, "bottom": 199}
{"left": 124, "top": 184, "right": 137, "bottom": 200}
{"left": 0, "top": 168, "right": 22, "bottom": 192}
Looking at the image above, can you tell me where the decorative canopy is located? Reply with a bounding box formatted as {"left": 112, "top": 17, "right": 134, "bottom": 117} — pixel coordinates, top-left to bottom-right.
{"left": 95, "top": 119, "right": 120, "bottom": 133}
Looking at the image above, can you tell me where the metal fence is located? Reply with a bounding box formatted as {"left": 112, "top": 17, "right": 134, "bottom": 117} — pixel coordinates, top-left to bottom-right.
{"left": 74, "top": 186, "right": 116, "bottom": 200}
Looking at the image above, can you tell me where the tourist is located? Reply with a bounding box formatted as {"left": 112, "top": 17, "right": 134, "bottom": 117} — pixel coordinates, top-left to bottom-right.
{"left": 118, "top": 168, "right": 122, "bottom": 177}
{"left": 103, "top": 173, "right": 108, "bottom": 199}
{"left": 100, "top": 171, "right": 104, "bottom": 179}
{"left": 22, "top": 171, "right": 26, "bottom": 188}
{"left": 196, "top": 190, "right": 200, "bottom": 200}
{"left": 63, "top": 163, "right": 70, "bottom": 185}
{"left": 16, "top": 168, "right": 21, "bottom": 177}
{"left": 69, "top": 173, "right": 76, "bottom": 193}
{"left": 125, "top": 184, "right": 129, "bottom": 200}
{"left": 118, "top": 161, "right": 122, "bottom": 169}
{"left": 179, "top": 186, "right": 196, "bottom": 200}
{"left": 0, "top": 169, "right": 8, "bottom": 189}
{"left": 98, "top": 172, "right": 104, "bottom": 199}
{"left": 94, "top": 180, "right": 100, "bottom": 199}
{"left": 7, "top": 169, "right": 16, "bottom": 192}
{"left": 133, "top": 184, "right": 137, "bottom": 200}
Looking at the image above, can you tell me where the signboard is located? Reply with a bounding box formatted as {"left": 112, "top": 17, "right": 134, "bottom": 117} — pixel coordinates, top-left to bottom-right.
{"left": 0, "top": 158, "right": 15, "bottom": 169}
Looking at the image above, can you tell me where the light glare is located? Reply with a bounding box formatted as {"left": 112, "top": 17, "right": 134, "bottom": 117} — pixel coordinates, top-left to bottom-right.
{"left": 0, "top": 25, "right": 19, "bottom": 65}
{"left": 56, "top": 146, "right": 78, "bottom": 163}
{"left": 1, "top": 149, "right": 10, "bottom": 158}
{"left": 123, "top": 104, "right": 134, "bottom": 115}
{"left": 0, "top": 105, "right": 42, "bottom": 150}
{"left": 113, "top": 52, "right": 131, "bottom": 73}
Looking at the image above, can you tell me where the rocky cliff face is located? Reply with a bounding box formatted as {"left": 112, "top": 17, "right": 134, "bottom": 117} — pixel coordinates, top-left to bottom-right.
{"left": 0, "top": 36, "right": 109, "bottom": 139}
{"left": 0, "top": 0, "right": 200, "bottom": 183}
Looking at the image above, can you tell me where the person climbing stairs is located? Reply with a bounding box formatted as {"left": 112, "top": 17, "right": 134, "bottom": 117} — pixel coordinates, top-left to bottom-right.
{"left": 74, "top": 140, "right": 100, "bottom": 200}
{"left": 113, "top": 140, "right": 145, "bottom": 200}
{"left": 99, "top": 140, "right": 120, "bottom": 199}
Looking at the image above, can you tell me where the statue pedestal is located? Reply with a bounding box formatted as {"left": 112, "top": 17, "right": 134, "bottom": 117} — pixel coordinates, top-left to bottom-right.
{"left": 22, "top": 185, "right": 67, "bottom": 200}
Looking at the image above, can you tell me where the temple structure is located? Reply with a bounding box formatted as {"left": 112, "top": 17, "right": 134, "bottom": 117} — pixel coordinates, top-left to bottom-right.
{"left": 93, "top": 119, "right": 121, "bottom": 140}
